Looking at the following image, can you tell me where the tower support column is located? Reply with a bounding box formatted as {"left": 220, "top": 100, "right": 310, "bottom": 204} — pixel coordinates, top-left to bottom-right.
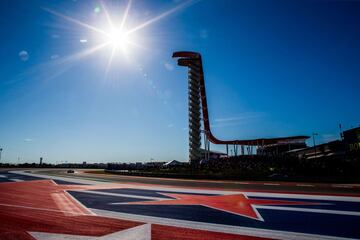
{"left": 188, "top": 65, "right": 202, "bottom": 165}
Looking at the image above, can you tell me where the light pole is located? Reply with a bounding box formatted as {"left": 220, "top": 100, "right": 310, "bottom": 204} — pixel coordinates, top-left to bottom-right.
{"left": 312, "top": 133, "right": 318, "bottom": 159}
{"left": 0, "top": 148, "right": 2, "bottom": 162}
{"left": 339, "top": 123, "right": 344, "bottom": 140}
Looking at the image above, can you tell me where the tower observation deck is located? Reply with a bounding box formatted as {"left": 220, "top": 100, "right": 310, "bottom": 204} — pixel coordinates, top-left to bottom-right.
{"left": 173, "top": 51, "right": 309, "bottom": 164}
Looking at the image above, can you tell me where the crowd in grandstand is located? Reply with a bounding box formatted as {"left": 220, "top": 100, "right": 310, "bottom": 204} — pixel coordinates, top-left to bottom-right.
{"left": 197, "top": 154, "right": 360, "bottom": 181}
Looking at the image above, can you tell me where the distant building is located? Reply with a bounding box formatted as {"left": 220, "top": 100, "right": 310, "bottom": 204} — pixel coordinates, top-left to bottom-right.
{"left": 257, "top": 138, "right": 308, "bottom": 156}
{"left": 343, "top": 126, "right": 360, "bottom": 153}
{"left": 200, "top": 149, "right": 227, "bottom": 162}
{"left": 283, "top": 126, "right": 360, "bottom": 160}
{"left": 286, "top": 140, "right": 345, "bottom": 159}
{"left": 144, "top": 161, "right": 166, "bottom": 168}
{"left": 163, "top": 160, "right": 185, "bottom": 168}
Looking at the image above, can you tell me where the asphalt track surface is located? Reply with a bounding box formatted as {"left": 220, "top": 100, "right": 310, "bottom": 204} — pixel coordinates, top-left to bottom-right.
{"left": 1, "top": 169, "right": 360, "bottom": 240}
{"left": 39, "top": 169, "right": 360, "bottom": 195}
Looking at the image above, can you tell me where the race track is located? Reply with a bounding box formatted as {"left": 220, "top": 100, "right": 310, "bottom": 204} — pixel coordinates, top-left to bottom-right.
{"left": 1, "top": 169, "right": 360, "bottom": 240}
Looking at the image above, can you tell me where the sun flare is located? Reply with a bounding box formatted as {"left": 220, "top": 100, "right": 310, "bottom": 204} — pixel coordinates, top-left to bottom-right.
{"left": 107, "top": 28, "right": 131, "bottom": 52}
{"left": 44, "top": 0, "right": 194, "bottom": 73}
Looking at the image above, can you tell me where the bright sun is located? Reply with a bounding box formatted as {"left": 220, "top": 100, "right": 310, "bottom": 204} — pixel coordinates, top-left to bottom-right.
{"left": 107, "top": 28, "right": 130, "bottom": 52}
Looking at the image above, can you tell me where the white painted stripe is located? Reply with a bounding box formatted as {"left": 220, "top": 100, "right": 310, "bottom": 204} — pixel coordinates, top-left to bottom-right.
{"left": 243, "top": 192, "right": 360, "bottom": 202}
{"left": 75, "top": 190, "right": 169, "bottom": 201}
{"left": 256, "top": 205, "right": 360, "bottom": 217}
{"left": 64, "top": 190, "right": 96, "bottom": 216}
{"left": 296, "top": 184, "right": 314, "bottom": 187}
{"left": 52, "top": 192, "right": 84, "bottom": 216}
{"left": 0, "top": 174, "right": 7, "bottom": 178}
{"left": 29, "top": 223, "right": 151, "bottom": 240}
{"left": 0, "top": 203, "right": 92, "bottom": 215}
{"left": 92, "top": 209, "right": 356, "bottom": 240}
{"left": 333, "top": 185, "right": 354, "bottom": 189}
{"left": 10, "top": 170, "right": 103, "bottom": 185}
{"left": 10, "top": 178, "right": 24, "bottom": 182}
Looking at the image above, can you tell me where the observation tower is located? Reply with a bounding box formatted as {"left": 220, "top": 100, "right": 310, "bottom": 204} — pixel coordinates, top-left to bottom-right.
{"left": 173, "top": 51, "right": 309, "bottom": 164}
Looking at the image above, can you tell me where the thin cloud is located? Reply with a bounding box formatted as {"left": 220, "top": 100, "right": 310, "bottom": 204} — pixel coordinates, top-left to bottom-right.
{"left": 50, "top": 54, "right": 59, "bottom": 60}
{"left": 164, "top": 62, "right": 174, "bottom": 71}
{"left": 19, "top": 50, "right": 29, "bottom": 61}
{"left": 214, "top": 112, "right": 264, "bottom": 123}
{"left": 212, "top": 112, "right": 265, "bottom": 128}
{"left": 199, "top": 29, "right": 208, "bottom": 39}
{"left": 211, "top": 121, "right": 249, "bottom": 129}
{"left": 24, "top": 138, "right": 34, "bottom": 142}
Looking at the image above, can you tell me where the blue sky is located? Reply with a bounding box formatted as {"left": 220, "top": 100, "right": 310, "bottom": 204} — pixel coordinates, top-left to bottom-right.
{"left": 1, "top": 0, "right": 360, "bottom": 164}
